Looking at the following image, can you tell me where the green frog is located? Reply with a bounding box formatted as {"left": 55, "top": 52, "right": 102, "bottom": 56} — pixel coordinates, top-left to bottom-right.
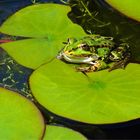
{"left": 57, "top": 35, "right": 131, "bottom": 72}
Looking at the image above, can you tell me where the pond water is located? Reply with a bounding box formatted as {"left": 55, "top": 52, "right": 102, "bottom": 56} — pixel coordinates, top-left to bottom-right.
{"left": 0, "top": 0, "right": 140, "bottom": 139}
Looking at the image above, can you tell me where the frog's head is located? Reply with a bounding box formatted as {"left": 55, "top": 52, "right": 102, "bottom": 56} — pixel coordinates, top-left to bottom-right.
{"left": 63, "top": 37, "right": 93, "bottom": 57}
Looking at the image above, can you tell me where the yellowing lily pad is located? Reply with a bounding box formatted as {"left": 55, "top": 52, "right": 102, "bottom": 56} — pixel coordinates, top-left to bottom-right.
{"left": 0, "top": 87, "right": 45, "bottom": 139}
{"left": 0, "top": 4, "right": 86, "bottom": 69}
{"left": 105, "top": 0, "right": 140, "bottom": 22}
{"left": 30, "top": 59, "right": 140, "bottom": 124}
{"left": 43, "top": 125, "right": 87, "bottom": 140}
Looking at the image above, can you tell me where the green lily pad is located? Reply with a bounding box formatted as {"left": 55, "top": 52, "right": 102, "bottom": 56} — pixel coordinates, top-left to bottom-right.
{"left": 0, "top": 4, "right": 85, "bottom": 38}
{"left": 0, "top": 39, "right": 63, "bottom": 69}
{"left": 106, "top": 0, "right": 140, "bottom": 22}
{"left": 0, "top": 87, "right": 45, "bottom": 139}
{"left": 30, "top": 59, "right": 140, "bottom": 124}
{"left": 43, "top": 125, "right": 87, "bottom": 140}
{"left": 0, "top": 4, "right": 86, "bottom": 69}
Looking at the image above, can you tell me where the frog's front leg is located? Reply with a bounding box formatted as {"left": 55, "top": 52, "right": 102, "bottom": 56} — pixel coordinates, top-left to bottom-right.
{"left": 94, "top": 60, "right": 109, "bottom": 71}
{"left": 76, "top": 60, "right": 108, "bottom": 72}
{"left": 76, "top": 64, "right": 96, "bottom": 72}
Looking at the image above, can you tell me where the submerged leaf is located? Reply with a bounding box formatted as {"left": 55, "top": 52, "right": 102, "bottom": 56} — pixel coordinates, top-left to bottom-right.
{"left": 43, "top": 125, "right": 87, "bottom": 140}
{"left": 0, "top": 87, "right": 45, "bottom": 139}
{"left": 30, "top": 59, "right": 140, "bottom": 124}
{"left": 0, "top": 4, "right": 86, "bottom": 69}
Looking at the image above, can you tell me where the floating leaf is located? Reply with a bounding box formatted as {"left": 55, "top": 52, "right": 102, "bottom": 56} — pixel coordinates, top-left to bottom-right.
{"left": 0, "top": 39, "right": 63, "bottom": 69}
{"left": 0, "top": 87, "right": 45, "bottom": 139}
{"left": 106, "top": 0, "right": 140, "bottom": 22}
{"left": 30, "top": 59, "right": 140, "bottom": 124}
{"left": 43, "top": 125, "right": 87, "bottom": 140}
{"left": 0, "top": 4, "right": 86, "bottom": 69}
{"left": 0, "top": 4, "right": 85, "bottom": 38}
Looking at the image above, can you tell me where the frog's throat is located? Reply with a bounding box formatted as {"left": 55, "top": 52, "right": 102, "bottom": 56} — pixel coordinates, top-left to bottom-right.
{"left": 61, "top": 53, "right": 96, "bottom": 65}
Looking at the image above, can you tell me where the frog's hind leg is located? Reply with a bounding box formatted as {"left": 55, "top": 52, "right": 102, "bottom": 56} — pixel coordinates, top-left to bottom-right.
{"left": 108, "top": 52, "right": 131, "bottom": 72}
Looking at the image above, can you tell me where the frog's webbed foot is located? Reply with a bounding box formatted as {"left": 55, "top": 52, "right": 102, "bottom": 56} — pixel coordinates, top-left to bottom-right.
{"left": 108, "top": 52, "right": 131, "bottom": 72}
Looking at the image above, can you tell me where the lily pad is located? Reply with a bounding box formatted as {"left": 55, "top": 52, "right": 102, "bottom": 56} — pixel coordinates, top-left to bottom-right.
{"left": 30, "top": 59, "right": 140, "bottom": 124}
{"left": 0, "top": 87, "right": 45, "bottom": 139}
{"left": 43, "top": 125, "right": 87, "bottom": 140}
{"left": 0, "top": 4, "right": 86, "bottom": 69}
{"left": 0, "top": 39, "right": 64, "bottom": 69}
{"left": 105, "top": 0, "right": 140, "bottom": 22}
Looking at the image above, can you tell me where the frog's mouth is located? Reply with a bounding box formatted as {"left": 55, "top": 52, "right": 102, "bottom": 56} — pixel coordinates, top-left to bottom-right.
{"left": 59, "top": 52, "right": 97, "bottom": 65}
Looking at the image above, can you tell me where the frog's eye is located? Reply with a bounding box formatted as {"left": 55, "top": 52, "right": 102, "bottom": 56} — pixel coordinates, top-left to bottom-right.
{"left": 81, "top": 44, "right": 90, "bottom": 51}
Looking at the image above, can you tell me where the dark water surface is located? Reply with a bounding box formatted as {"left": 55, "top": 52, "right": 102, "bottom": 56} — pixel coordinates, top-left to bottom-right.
{"left": 0, "top": 0, "right": 140, "bottom": 139}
